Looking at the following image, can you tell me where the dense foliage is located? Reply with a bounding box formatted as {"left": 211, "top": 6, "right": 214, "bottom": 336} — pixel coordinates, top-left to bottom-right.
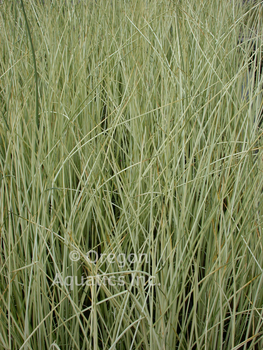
{"left": 0, "top": 0, "right": 263, "bottom": 349}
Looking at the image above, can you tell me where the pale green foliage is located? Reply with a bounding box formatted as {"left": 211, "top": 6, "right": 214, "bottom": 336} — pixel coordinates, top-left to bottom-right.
{"left": 0, "top": 0, "right": 263, "bottom": 349}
